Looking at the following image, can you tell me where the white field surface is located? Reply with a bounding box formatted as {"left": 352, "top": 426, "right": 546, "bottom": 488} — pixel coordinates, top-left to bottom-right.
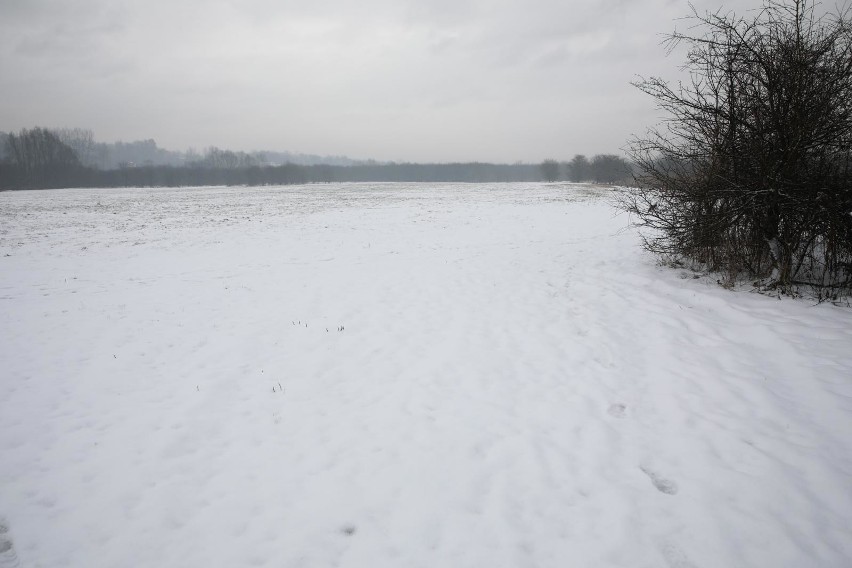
{"left": 1, "top": 182, "right": 851, "bottom": 568}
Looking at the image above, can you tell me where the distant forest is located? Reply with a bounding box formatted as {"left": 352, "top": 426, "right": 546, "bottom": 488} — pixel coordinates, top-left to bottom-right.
{"left": 0, "top": 127, "right": 633, "bottom": 190}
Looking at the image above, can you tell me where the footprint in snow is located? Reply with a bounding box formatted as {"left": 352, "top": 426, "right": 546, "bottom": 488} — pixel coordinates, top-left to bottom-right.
{"left": 0, "top": 519, "right": 20, "bottom": 568}
{"left": 607, "top": 403, "right": 626, "bottom": 418}
{"left": 640, "top": 466, "right": 679, "bottom": 495}
{"left": 659, "top": 542, "right": 697, "bottom": 568}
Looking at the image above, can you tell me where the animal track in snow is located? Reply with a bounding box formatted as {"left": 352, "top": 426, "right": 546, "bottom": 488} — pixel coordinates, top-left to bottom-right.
{"left": 640, "top": 466, "right": 679, "bottom": 495}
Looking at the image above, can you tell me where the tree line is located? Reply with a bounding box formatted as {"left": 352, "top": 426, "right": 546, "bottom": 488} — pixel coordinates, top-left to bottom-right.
{"left": 540, "top": 154, "right": 633, "bottom": 184}
{"left": 0, "top": 127, "right": 632, "bottom": 190}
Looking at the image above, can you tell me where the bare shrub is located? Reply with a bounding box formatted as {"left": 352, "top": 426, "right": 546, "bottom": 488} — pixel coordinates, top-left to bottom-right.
{"left": 623, "top": 0, "right": 852, "bottom": 300}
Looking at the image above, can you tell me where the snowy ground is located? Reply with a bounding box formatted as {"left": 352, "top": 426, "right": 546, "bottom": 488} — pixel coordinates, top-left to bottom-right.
{"left": 1, "top": 182, "right": 851, "bottom": 568}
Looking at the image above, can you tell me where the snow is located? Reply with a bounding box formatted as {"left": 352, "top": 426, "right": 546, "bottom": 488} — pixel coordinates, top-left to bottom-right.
{"left": 0, "top": 182, "right": 850, "bottom": 568}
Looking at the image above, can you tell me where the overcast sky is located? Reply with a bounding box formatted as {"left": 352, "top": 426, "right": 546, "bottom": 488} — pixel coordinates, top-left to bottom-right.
{"left": 1, "top": 0, "right": 760, "bottom": 162}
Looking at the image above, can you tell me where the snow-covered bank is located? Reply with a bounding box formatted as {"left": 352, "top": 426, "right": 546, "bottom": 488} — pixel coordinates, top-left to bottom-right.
{"left": 1, "top": 183, "right": 850, "bottom": 567}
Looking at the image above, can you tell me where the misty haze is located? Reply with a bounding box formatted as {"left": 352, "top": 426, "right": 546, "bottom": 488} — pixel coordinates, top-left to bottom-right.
{"left": 1, "top": 1, "right": 851, "bottom": 567}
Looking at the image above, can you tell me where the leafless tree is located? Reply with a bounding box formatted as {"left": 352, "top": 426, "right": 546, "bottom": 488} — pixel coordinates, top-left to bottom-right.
{"left": 541, "top": 159, "right": 560, "bottom": 181}
{"left": 568, "top": 154, "right": 591, "bottom": 182}
{"left": 54, "top": 128, "right": 105, "bottom": 168}
{"left": 591, "top": 154, "right": 632, "bottom": 184}
{"left": 5, "top": 127, "right": 81, "bottom": 187}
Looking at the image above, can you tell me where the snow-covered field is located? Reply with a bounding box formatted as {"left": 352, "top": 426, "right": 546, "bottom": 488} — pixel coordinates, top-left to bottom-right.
{"left": 1, "top": 182, "right": 851, "bottom": 568}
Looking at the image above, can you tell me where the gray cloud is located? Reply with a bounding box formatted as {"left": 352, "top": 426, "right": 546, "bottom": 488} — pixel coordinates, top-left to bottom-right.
{"left": 1, "top": 0, "right": 761, "bottom": 162}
